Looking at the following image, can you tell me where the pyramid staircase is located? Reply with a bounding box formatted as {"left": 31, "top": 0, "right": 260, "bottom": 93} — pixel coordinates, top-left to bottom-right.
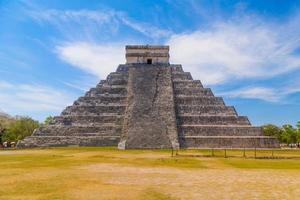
{"left": 171, "top": 65, "right": 278, "bottom": 148}
{"left": 18, "top": 66, "right": 129, "bottom": 147}
{"left": 18, "top": 64, "right": 279, "bottom": 148}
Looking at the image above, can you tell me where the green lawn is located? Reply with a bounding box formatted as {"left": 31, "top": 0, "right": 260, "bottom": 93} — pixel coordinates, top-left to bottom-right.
{"left": 0, "top": 147, "right": 300, "bottom": 200}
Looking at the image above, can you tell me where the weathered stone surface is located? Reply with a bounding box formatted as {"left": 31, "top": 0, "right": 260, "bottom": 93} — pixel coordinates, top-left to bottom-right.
{"left": 17, "top": 45, "right": 279, "bottom": 149}
{"left": 119, "top": 65, "right": 179, "bottom": 149}
{"left": 126, "top": 45, "right": 169, "bottom": 64}
{"left": 180, "top": 136, "right": 279, "bottom": 148}
{"left": 17, "top": 136, "right": 119, "bottom": 148}
{"left": 17, "top": 68, "right": 129, "bottom": 148}
{"left": 170, "top": 65, "right": 279, "bottom": 148}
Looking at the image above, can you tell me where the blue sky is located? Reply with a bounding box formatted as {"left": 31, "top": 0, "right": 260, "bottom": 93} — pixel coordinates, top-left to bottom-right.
{"left": 0, "top": 0, "right": 300, "bottom": 126}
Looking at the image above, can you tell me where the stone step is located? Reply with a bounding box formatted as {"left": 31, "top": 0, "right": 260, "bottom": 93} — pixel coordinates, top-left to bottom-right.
{"left": 62, "top": 105, "right": 126, "bottom": 115}
{"left": 95, "top": 80, "right": 106, "bottom": 87}
{"left": 179, "top": 136, "right": 279, "bottom": 148}
{"left": 174, "top": 88, "right": 213, "bottom": 96}
{"left": 173, "top": 80, "right": 203, "bottom": 88}
{"left": 170, "top": 64, "right": 183, "bottom": 72}
{"left": 52, "top": 115, "right": 124, "bottom": 125}
{"left": 33, "top": 124, "right": 122, "bottom": 136}
{"left": 176, "top": 105, "right": 236, "bottom": 115}
{"left": 177, "top": 115, "right": 250, "bottom": 125}
{"left": 172, "top": 72, "right": 193, "bottom": 80}
{"left": 88, "top": 85, "right": 127, "bottom": 93}
{"left": 178, "top": 125, "right": 262, "bottom": 136}
{"left": 83, "top": 94, "right": 127, "bottom": 98}
{"left": 97, "top": 81, "right": 127, "bottom": 87}
{"left": 106, "top": 72, "right": 128, "bottom": 85}
{"left": 17, "top": 135, "right": 120, "bottom": 148}
{"left": 107, "top": 72, "right": 128, "bottom": 77}
{"left": 86, "top": 86, "right": 127, "bottom": 97}
{"left": 175, "top": 96, "right": 225, "bottom": 105}
{"left": 117, "top": 64, "right": 129, "bottom": 72}
{"left": 74, "top": 96, "right": 127, "bottom": 106}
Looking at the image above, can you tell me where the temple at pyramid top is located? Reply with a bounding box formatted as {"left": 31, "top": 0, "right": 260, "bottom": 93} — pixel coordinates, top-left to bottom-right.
{"left": 17, "top": 45, "right": 279, "bottom": 149}
{"left": 125, "top": 45, "right": 170, "bottom": 64}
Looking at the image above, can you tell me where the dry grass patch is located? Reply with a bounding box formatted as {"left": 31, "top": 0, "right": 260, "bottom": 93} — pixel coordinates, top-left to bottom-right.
{"left": 1, "top": 147, "right": 300, "bottom": 200}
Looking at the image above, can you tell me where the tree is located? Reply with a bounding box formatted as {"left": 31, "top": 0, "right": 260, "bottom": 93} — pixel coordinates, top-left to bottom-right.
{"left": 0, "top": 116, "right": 15, "bottom": 144}
{"left": 262, "top": 124, "right": 283, "bottom": 142}
{"left": 296, "top": 121, "right": 300, "bottom": 147}
{"left": 282, "top": 124, "right": 296, "bottom": 147}
{"left": 43, "top": 116, "right": 53, "bottom": 125}
{"left": 1, "top": 117, "right": 40, "bottom": 142}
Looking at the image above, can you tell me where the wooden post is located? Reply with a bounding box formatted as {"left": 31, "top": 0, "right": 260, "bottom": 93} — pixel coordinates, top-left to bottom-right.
{"left": 171, "top": 148, "right": 174, "bottom": 157}
{"left": 254, "top": 140, "right": 257, "bottom": 159}
{"left": 224, "top": 149, "right": 227, "bottom": 158}
{"left": 243, "top": 148, "right": 246, "bottom": 158}
{"left": 271, "top": 149, "right": 274, "bottom": 158}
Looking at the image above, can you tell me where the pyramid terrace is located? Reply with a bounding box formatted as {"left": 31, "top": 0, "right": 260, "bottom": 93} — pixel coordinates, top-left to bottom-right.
{"left": 17, "top": 45, "right": 279, "bottom": 149}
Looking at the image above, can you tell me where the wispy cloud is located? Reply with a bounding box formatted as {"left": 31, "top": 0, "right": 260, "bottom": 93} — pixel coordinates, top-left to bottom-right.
{"left": 219, "top": 81, "right": 300, "bottom": 102}
{"left": 118, "top": 15, "right": 172, "bottom": 38}
{"left": 21, "top": 2, "right": 300, "bottom": 105}
{"left": 0, "top": 81, "right": 75, "bottom": 120}
{"left": 53, "top": 11, "right": 300, "bottom": 103}
{"left": 56, "top": 42, "right": 125, "bottom": 79}
{"left": 26, "top": 8, "right": 172, "bottom": 40}
{"left": 167, "top": 14, "right": 300, "bottom": 85}
{"left": 219, "top": 87, "right": 280, "bottom": 102}
{"left": 62, "top": 75, "right": 99, "bottom": 92}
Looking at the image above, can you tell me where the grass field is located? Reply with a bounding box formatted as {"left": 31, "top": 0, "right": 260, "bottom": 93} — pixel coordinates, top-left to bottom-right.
{"left": 1, "top": 147, "right": 300, "bottom": 200}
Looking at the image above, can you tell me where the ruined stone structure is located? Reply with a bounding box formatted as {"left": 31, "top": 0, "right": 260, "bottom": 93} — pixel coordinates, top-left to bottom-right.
{"left": 17, "top": 45, "right": 279, "bottom": 149}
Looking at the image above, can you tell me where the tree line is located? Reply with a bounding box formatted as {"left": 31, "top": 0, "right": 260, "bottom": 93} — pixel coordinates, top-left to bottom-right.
{"left": 262, "top": 122, "right": 300, "bottom": 147}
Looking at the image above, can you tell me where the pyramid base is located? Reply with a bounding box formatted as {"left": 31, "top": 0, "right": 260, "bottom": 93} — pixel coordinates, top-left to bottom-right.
{"left": 180, "top": 136, "right": 279, "bottom": 148}
{"left": 17, "top": 136, "right": 120, "bottom": 148}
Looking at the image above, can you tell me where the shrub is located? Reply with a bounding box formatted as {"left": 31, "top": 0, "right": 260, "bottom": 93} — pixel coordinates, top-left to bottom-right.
{"left": 1, "top": 117, "right": 40, "bottom": 142}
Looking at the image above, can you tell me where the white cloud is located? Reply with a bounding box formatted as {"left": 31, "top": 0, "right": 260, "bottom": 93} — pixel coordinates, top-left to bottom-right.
{"left": 0, "top": 81, "right": 13, "bottom": 89}
{"left": 118, "top": 15, "right": 172, "bottom": 38}
{"left": 219, "top": 87, "right": 280, "bottom": 102}
{"left": 56, "top": 42, "right": 125, "bottom": 79}
{"left": 25, "top": 5, "right": 300, "bottom": 103}
{"left": 62, "top": 75, "right": 100, "bottom": 92}
{"left": 219, "top": 81, "right": 300, "bottom": 102}
{"left": 167, "top": 15, "right": 300, "bottom": 85}
{"left": 0, "top": 81, "right": 75, "bottom": 120}
{"left": 27, "top": 9, "right": 172, "bottom": 40}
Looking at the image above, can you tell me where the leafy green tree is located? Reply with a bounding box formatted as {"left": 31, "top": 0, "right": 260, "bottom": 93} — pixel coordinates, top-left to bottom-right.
{"left": 282, "top": 124, "right": 296, "bottom": 147}
{"left": 262, "top": 123, "right": 300, "bottom": 147}
{"left": 262, "top": 124, "right": 283, "bottom": 142}
{"left": 43, "top": 116, "right": 53, "bottom": 125}
{"left": 296, "top": 121, "right": 300, "bottom": 147}
{"left": 1, "top": 117, "right": 40, "bottom": 142}
{"left": 296, "top": 121, "right": 300, "bottom": 130}
{"left": 0, "top": 116, "right": 15, "bottom": 144}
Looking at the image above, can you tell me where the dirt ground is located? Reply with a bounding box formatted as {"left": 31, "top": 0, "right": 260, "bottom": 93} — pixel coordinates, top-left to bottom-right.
{"left": 0, "top": 147, "right": 300, "bottom": 200}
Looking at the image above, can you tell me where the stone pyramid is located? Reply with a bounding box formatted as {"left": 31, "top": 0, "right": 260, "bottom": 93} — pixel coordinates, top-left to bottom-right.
{"left": 18, "top": 45, "right": 279, "bottom": 149}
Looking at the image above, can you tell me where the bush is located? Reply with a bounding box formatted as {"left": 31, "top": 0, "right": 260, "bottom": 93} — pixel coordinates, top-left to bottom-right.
{"left": 1, "top": 117, "right": 40, "bottom": 142}
{"left": 0, "top": 116, "right": 15, "bottom": 144}
{"left": 43, "top": 116, "right": 53, "bottom": 125}
{"left": 262, "top": 122, "right": 300, "bottom": 147}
